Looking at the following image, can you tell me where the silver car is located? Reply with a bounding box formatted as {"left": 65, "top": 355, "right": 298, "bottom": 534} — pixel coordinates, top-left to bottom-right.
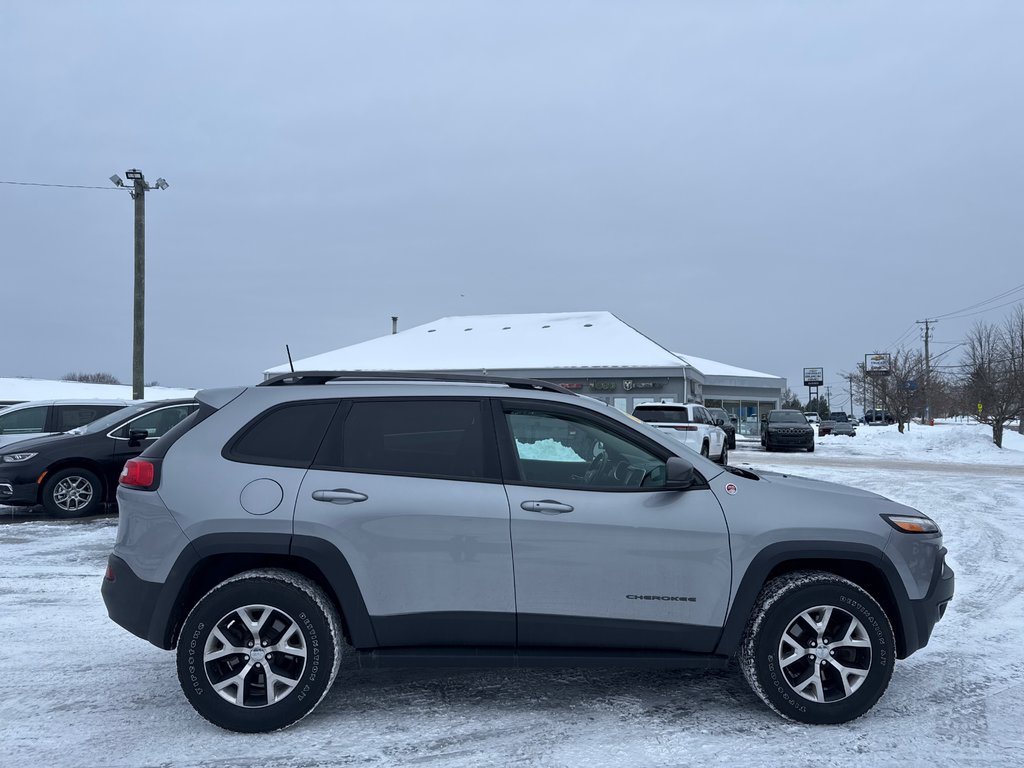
{"left": 102, "top": 372, "right": 953, "bottom": 732}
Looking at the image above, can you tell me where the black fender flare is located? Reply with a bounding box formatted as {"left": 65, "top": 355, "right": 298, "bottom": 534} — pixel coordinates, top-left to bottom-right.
{"left": 714, "top": 541, "right": 915, "bottom": 658}
{"left": 146, "top": 532, "right": 376, "bottom": 650}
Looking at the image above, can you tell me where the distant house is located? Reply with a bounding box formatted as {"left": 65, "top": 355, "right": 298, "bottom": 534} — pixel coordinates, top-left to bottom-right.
{"left": 265, "top": 311, "right": 785, "bottom": 437}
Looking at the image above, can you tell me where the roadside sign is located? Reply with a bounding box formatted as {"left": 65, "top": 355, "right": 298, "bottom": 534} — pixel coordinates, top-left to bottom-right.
{"left": 803, "top": 367, "right": 824, "bottom": 387}
{"left": 865, "top": 353, "right": 891, "bottom": 377}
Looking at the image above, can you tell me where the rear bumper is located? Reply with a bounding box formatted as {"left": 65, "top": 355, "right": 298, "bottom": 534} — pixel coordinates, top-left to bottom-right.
{"left": 102, "top": 554, "right": 165, "bottom": 644}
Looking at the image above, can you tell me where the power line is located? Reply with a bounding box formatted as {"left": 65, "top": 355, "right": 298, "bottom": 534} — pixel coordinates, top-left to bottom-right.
{"left": 0, "top": 179, "right": 127, "bottom": 191}
{"left": 936, "top": 297, "right": 1024, "bottom": 321}
{"left": 931, "top": 281, "right": 1024, "bottom": 320}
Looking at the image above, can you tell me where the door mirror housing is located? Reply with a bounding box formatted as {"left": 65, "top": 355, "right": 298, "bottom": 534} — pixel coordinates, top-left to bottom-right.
{"left": 127, "top": 429, "right": 149, "bottom": 448}
{"left": 665, "top": 456, "right": 697, "bottom": 489}
{"left": 714, "top": 417, "right": 725, "bottom": 426}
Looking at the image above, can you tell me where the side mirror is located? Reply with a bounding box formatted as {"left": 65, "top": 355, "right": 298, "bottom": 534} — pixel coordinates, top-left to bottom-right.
{"left": 714, "top": 417, "right": 725, "bottom": 426}
{"left": 665, "top": 456, "right": 696, "bottom": 489}
{"left": 128, "top": 429, "right": 149, "bottom": 448}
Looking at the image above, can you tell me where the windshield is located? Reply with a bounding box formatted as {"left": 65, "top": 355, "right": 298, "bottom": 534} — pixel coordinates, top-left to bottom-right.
{"left": 69, "top": 402, "right": 153, "bottom": 434}
{"left": 770, "top": 411, "right": 809, "bottom": 423}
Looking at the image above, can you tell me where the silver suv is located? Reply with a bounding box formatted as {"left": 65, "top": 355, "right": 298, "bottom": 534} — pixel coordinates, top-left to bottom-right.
{"left": 102, "top": 372, "right": 954, "bottom": 732}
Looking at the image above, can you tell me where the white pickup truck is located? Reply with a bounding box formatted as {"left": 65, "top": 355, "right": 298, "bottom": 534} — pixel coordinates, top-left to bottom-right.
{"left": 631, "top": 402, "right": 729, "bottom": 464}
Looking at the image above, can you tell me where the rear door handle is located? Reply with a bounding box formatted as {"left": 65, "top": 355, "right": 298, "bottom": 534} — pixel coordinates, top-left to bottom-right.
{"left": 312, "top": 488, "right": 368, "bottom": 505}
{"left": 521, "top": 500, "right": 574, "bottom": 515}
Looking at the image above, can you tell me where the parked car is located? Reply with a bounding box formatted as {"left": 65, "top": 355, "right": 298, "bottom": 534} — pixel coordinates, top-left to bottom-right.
{"left": 803, "top": 412, "right": 821, "bottom": 429}
{"left": 101, "top": 372, "right": 953, "bottom": 732}
{"left": 0, "top": 399, "right": 197, "bottom": 517}
{"left": 0, "top": 399, "right": 130, "bottom": 449}
{"left": 706, "top": 407, "right": 737, "bottom": 450}
{"left": 864, "top": 409, "right": 895, "bottom": 425}
{"left": 762, "top": 409, "right": 816, "bottom": 452}
{"left": 631, "top": 401, "right": 729, "bottom": 463}
{"left": 819, "top": 411, "right": 857, "bottom": 437}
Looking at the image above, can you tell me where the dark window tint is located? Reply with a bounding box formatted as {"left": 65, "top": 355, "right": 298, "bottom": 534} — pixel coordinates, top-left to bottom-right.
{"left": 337, "top": 400, "right": 495, "bottom": 480}
{"left": 55, "top": 404, "right": 123, "bottom": 431}
{"left": 229, "top": 401, "right": 337, "bottom": 466}
{"left": 0, "top": 405, "right": 47, "bottom": 434}
{"left": 632, "top": 408, "right": 691, "bottom": 424}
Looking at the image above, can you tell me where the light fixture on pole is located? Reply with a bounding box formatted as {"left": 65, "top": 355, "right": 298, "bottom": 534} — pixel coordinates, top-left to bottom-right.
{"left": 110, "top": 169, "right": 170, "bottom": 400}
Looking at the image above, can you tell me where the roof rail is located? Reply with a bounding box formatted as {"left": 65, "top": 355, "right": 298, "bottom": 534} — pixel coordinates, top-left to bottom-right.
{"left": 258, "top": 371, "right": 577, "bottom": 395}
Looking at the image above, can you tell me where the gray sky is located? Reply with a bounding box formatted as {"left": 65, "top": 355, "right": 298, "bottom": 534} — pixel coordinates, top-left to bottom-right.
{"left": 3, "top": 1, "right": 1022, "bottom": 398}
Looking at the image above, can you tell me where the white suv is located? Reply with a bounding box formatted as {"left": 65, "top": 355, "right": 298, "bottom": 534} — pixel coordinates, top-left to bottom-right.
{"left": 631, "top": 402, "right": 728, "bottom": 463}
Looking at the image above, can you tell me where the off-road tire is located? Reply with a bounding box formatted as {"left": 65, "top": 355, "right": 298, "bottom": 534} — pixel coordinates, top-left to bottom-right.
{"left": 176, "top": 569, "right": 343, "bottom": 732}
{"left": 41, "top": 467, "right": 103, "bottom": 518}
{"left": 739, "top": 571, "right": 895, "bottom": 725}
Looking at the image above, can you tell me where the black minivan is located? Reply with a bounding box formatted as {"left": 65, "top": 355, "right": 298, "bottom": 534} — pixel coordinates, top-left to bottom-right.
{"left": 0, "top": 399, "right": 196, "bottom": 517}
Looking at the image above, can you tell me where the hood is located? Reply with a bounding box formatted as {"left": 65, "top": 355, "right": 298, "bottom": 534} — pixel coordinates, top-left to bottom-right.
{"left": 0, "top": 431, "right": 81, "bottom": 454}
{"left": 754, "top": 469, "right": 884, "bottom": 501}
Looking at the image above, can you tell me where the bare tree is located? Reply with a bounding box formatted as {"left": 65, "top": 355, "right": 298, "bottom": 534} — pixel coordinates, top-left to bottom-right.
{"left": 780, "top": 387, "right": 802, "bottom": 409}
{"left": 960, "top": 319, "right": 1024, "bottom": 447}
{"left": 882, "top": 349, "right": 926, "bottom": 433}
{"left": 62, "top": 372, "right": 121, "bottom": 385}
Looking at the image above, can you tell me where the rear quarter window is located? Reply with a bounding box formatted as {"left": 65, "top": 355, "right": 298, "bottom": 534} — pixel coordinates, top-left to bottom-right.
{"left": 226, "top": 401, "right": 339, "bottom": 467}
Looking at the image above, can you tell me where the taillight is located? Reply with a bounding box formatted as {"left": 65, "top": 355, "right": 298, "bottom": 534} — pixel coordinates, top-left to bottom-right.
{"left": 674, "top": 425, "right": 698, "bottom": 431}
{"left": 120, "top": 459, "right": 156, "bottom": 490}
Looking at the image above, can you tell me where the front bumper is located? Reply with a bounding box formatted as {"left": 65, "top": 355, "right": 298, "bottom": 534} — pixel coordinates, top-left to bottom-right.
{"left": 766, "top": 429, "right": 814, "bottom": 447}
{"left": 0, "top": 477, "right": 39, "bottom": 506}
{"left": 900, "top": 552, "right": 955, "bottom": 657}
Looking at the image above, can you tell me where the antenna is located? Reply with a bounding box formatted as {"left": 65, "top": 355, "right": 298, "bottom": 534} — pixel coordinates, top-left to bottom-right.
{"left": 285, "top": 344, "right": 295, "bottom": 373}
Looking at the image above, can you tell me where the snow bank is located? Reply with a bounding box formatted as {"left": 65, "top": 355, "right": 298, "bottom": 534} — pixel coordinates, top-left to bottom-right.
{"left": 815, "top": 419, "right": 1024, "bottom": 465}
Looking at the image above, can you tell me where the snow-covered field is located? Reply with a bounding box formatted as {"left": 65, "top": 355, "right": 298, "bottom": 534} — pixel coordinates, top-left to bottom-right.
{"left": 1, "top": 421, "right": 1022, "bottom": 767}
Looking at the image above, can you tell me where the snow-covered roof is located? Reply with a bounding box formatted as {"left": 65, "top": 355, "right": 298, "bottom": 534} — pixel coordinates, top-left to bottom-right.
{"left": 673, "top": 353, "right": 781, "bottom": 380}
{"left": 0, "top": 377, "right": 197, "bottom": 405}
{"left": 266, "top": 312, "right": 687, "bottom": 373}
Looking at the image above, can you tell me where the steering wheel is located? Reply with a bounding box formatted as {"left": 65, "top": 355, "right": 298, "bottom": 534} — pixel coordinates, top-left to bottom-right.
{"left": 584, "top": 451, "right": 610, "bottom": 484}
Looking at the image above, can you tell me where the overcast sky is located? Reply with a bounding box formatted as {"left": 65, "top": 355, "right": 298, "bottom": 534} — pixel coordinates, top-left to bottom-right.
{"left": 3, "top": 1, "right": 1023, "bottom": 397}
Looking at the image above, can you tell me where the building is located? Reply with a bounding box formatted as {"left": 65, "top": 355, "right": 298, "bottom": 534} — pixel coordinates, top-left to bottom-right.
{"left": 265, "top": 311, "right": 785, "bottom": 437}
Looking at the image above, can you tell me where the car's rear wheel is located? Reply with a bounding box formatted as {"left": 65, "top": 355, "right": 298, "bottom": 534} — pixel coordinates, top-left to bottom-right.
{"left": 718, "top": 442, "right": 728, "bottom": 465}
{"left": 700, "top": 441, "right": 710, "bottom": 458}
{"left": 740, "top": 571, "right": 895, "bottom": 724}
{"left": 41, "top": 468, "right": 103, "bottom": 518}
{"left": 177, "top": 569, "right": 343, "bottom": 732}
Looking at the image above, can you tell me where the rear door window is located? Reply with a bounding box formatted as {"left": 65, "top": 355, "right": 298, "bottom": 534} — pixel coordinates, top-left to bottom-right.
{"left": 318, "top": 399, "right": 499, "bottom": 481}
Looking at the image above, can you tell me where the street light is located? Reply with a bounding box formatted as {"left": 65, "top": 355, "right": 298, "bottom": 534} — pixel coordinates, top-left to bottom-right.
{"left": 110, "top": 169, "right": 169, "bottom": 400}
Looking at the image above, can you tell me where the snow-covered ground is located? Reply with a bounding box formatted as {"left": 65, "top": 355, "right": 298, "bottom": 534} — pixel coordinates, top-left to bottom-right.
{"left": 1, "top": 421, "right": 1022, "bottom": 767}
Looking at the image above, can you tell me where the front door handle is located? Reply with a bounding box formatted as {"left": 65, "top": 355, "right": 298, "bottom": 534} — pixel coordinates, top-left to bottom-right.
{"left": 521, "top": 500, "right": 574, "bottom": 515}
{"left": 312, "top": 488, "right": 368, "bottom": 505}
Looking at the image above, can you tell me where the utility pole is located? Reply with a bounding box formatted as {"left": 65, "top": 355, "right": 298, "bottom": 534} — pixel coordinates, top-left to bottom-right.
{"left": 825, "top": 385, "right": 832, "bottom": 414}
{"left": 916, "top": 318, "right": 935, "bottom": 424}
{"left": 847, "top": 373, "right": 855, "bottom": 417}
{"left": 110, "top": 170, "right": 169, "bottom": 400}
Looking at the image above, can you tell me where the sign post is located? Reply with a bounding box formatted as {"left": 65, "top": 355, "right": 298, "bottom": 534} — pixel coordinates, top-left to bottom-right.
{"left": 803, "top": 367, "right": 824, "bottom": 411}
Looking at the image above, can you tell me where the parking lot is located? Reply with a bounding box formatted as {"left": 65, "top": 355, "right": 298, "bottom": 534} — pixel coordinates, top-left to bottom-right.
{"left": 1, "top": 426, "right": 1022, "bottom": 767}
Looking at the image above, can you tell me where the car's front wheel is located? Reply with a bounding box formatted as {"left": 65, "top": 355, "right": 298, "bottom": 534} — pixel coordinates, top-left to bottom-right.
{"left": 41, "top": 467, "right": 103, "bottom": 518}
{"left": 176, "top": 569, "right": 344, "bottom": 732}
{"left": 740, "top": 571, "right": 895, "bottom": 724}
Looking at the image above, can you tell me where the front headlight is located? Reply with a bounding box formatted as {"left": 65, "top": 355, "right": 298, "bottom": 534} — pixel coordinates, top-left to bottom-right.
{"left": 1, "top": 452, "right": 37, "bottom": 463}
{"left": 881, "top": 513, "right": 940, "bottom": 534}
